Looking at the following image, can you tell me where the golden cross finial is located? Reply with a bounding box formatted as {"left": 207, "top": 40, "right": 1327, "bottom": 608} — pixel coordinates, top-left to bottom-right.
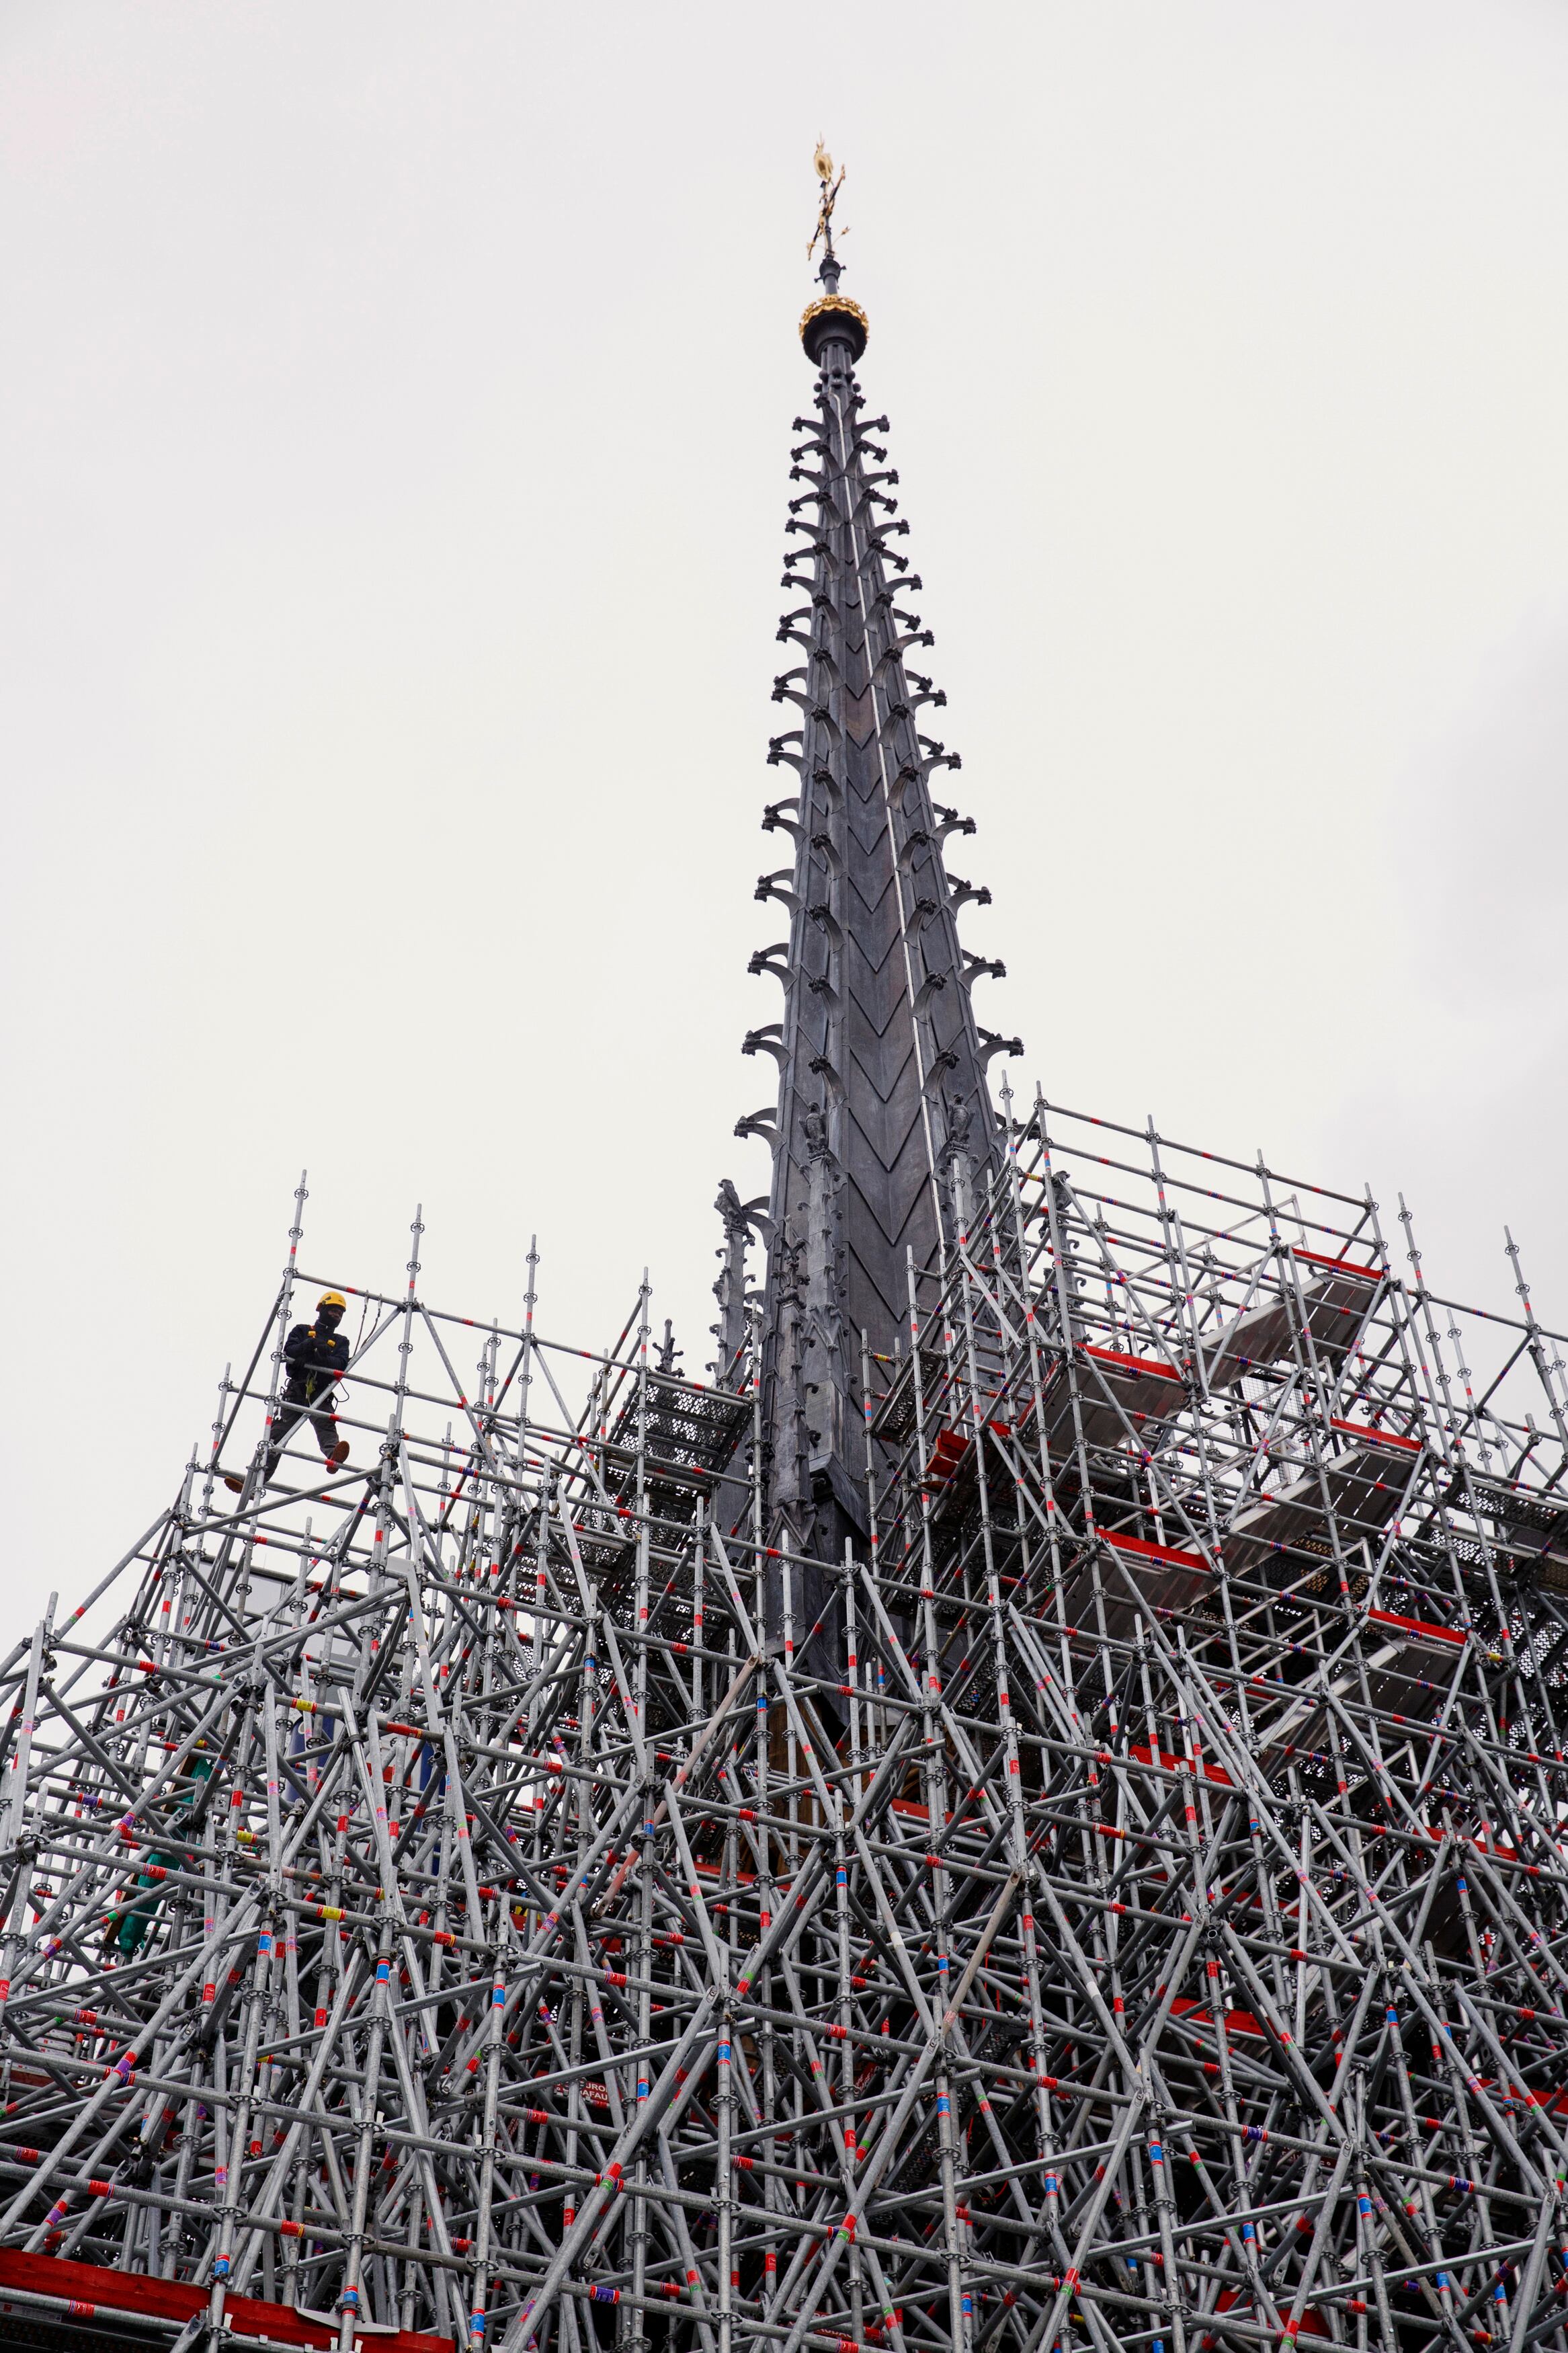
{"left": 808, "top": 139, "right": 845, "bottom": 265}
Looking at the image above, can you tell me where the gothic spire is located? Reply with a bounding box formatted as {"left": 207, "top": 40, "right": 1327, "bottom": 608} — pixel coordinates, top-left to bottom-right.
{"left": 737, "top": 153, "right": 1023, "bottom": 1562}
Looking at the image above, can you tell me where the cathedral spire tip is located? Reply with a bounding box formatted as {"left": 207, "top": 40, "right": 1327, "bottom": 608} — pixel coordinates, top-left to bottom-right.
{"left": 808, "top": 141, "right": 844, "bottom": 272}
{"left": 800, "top": 140, "right": 868, "bottom": 364}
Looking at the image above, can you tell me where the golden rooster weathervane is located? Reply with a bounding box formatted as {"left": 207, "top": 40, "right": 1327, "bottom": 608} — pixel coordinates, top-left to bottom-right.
{"left": 808, "top": 139, "right": 845, "bottom": 266}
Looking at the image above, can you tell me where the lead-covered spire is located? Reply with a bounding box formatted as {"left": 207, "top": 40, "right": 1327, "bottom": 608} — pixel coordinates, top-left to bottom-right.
{"left": 736, "top": 160, "right": 1022, "bottom": 1562}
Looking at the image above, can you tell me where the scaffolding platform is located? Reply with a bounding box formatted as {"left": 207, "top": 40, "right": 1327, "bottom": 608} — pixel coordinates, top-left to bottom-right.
{"left": 1221, "top": 1419, "right": 1423, "bottom": 1580}
{"left": 1204, "top": 1247, "right": 1383, "bottom": 1388}
{"left": 1060, "top": 1529, "right": 1213, "bottom": 1640}
{"left": 1040, "top": 1343, "right": 1185, "bottom": 1453}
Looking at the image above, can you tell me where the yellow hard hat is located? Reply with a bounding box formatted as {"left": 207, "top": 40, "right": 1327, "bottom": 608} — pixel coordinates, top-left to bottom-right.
{"left": 318, "top": 1291, "right": 347, "bottom": 1311}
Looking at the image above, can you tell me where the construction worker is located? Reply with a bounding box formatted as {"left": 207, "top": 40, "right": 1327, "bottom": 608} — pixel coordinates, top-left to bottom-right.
{"left": 225, "top": 1291, "right": 352, "bottom": 1491}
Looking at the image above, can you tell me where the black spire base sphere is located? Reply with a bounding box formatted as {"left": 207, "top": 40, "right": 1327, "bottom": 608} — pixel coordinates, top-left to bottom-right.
{"left": 799, "top": 292, "right": 868, "bottom": 365}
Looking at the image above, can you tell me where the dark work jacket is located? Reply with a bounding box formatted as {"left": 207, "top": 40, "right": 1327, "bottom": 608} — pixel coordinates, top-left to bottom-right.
{"left": 282, "top": 1322, "right": 349, "bottom": 1404}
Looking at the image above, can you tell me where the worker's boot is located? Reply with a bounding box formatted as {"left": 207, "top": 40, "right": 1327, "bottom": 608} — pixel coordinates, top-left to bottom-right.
{"left": 327, "top": 1439, "right": 350, "bottom": 1470}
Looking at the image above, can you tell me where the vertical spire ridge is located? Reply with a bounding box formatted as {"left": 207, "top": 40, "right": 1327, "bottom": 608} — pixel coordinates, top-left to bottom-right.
{"left": 735, "top": 158, "right": 1024, "bottom": 1584}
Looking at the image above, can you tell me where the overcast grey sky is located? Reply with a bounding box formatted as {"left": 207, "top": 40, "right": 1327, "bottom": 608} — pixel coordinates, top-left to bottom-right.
{"left": 5, "top": 2, "right": 1568, "bottom": 1640}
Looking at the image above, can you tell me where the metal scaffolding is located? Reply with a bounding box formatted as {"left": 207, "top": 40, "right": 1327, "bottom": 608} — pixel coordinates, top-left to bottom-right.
{"left": 2, "top": 1114, "right": 1568, "bottom": 2353}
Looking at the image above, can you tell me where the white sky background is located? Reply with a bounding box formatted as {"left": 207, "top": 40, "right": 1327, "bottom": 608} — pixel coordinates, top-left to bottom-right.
{"left": 4, "top": 2, "right": 1568, "bottom": 1642}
